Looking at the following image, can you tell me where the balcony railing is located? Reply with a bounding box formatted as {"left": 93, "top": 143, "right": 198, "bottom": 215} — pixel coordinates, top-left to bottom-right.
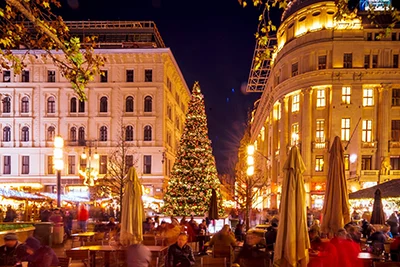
{"left": 312, "top": 141, "right": 329, "bottom": 151}
{"left": 390, "top": 170, "right": 400, "bottom": 176}
{"left": 361, "top": 141, "right": 378, "bottom": 149}
{"left": 361, "top": 170, "right": 379, "bottom": 176}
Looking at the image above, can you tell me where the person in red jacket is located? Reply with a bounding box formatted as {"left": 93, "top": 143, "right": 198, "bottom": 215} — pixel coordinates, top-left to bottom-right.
{"left": 77, "top": 204, "right": 89, "bottom": 232}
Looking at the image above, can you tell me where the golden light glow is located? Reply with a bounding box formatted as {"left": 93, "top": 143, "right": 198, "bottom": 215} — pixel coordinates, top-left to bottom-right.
{"left": 54, "top": 159, "right": 63, "bottom": 170}
{"left": 81, "top": 152, "right": 87, "bottom": 159}
{"left": 247, "top": 145, "right": 255, "bottom": 155}
{"left": 247, "top": 155, "right": 254, "bottom": 166}
{"left": 0, "top": 183, "right": 43, "bottom": 189}
{"left": 315, "top": 185, "right": 322, "bottom": 191}
{"left": 247, "top": 166, "right": 254, "bottom": 176}
{"left": 54, "top": 136, "right": 64, "bottom": 148}
{"left": 53, "top": 148, "right": 63, "bottom": 159}
{"left": 93, "top": 152, "right": 99, "bottom": 160}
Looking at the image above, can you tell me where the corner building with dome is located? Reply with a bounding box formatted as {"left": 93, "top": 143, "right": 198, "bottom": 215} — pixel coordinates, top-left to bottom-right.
{"left": 248, "top": 0, "right": 400, "bottom": 209}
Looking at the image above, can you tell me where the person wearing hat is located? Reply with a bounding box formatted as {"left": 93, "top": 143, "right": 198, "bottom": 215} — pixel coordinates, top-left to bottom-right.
{"left": 24, "top": 236, "right": 58, "bottom": 267}
{"left": 0, "top": 232, "right": 28, "bottom": 266}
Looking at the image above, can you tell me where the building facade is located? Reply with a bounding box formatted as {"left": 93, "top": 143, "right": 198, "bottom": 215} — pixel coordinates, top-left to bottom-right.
{"left": 248, "top": 0, "right": 400, "bottom": 209}
{"left": 0, "top": 21, "right": 190, "bottom": 199}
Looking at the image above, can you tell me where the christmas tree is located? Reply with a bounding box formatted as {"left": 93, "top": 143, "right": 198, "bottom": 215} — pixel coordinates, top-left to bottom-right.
{"left": 163, "top": 82, "right": 223, "bottom": 216}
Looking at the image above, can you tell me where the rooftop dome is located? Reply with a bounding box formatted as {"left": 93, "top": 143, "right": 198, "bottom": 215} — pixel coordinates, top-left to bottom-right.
{"left": 282, "top": 0, "right": 335, "bottom": 21}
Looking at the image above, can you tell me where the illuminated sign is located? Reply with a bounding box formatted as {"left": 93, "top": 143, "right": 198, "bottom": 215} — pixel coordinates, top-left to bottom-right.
{"left": 360, "top": 0, "right": 391, "bottom": 11}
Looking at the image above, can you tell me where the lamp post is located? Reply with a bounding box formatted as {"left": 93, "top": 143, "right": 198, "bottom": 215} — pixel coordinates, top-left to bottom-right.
{"left": 53, "top": 136, "right": 64, "bottom": 207}
{"left": 79, "top": 140, "right": 99, "bottom": 187}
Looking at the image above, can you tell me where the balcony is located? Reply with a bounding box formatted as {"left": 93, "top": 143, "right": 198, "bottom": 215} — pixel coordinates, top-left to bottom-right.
{"left": 361, "top": 141, "right": 377, "bottom": 149}
{"left": 312, "top": 141, "right": 329, "bottom": 151}
{"left": 389, "top": 141, "right": 400, "bottom": 152}
{"left": 360, "top": 170, "right": 379, "bottom": 182}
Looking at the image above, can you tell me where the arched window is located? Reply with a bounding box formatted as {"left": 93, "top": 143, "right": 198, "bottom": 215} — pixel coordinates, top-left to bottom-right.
{"left": 21, "top": 96, "right": 29, "bottom": 113}
{"left": 126, "top": 96, "right": 134, "bottom": 112}
{"left": 144, "top": 125, "right": 152, "bottom": 141}
{"left": 47, "top": 96, "right": 56, "bottom": 113}
{"left": 79, "top": 99, "right": 85, "bottom": 113}
{"left": 70, "top": 97, "right": 77, "bottom": 112}
{"left": 78, "top": 127, "right": 85, "bottom": 144}
{"left": 21, "top": 126, "right": 29, "bottom": 142}
{"left": 47, "top": 126, "right": 55, "bottom": 141}
{"left": 100, "top": 96, "right": 108, "bottom": 113}
{"left": 144, "top": 96, "right": 152, "bottom": 112}
{"left": 100, "top": 126, "right": 108, "bottom": 141}
{"left": 125, "top": 125, "right": 134, "bottom": 141}
{"left": 70, "top": 127, "right": 77, "bottom": 142}
{"left": 2, "top": 97, "right": 11, "bottom": 113}
{"left": 3, "top": 126, "right": 11, "bottom": 142}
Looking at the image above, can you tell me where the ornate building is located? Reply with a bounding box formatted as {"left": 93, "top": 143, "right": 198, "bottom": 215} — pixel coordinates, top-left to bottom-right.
{"left": 248, "top": 0, "right": 400, "bottom": 208}
{"left": 0, "top": 21, "right": 190, "bottom": 199}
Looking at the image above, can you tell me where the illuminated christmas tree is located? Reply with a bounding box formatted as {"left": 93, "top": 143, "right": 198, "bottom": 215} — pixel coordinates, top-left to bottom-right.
{"left": 163, "top": 82, "right": 223, "bottom": 216}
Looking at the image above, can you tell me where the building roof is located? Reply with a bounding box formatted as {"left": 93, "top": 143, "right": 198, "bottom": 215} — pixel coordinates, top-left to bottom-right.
{"left": 349, "top": 179, "right": 400, "bottom": 199}
{"left": 282, "top": 0, "right": 334, "bottom": 21}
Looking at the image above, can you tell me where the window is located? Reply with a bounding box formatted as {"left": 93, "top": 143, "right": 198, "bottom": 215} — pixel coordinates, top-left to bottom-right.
{"left": 78, "top": 127, "right": 85, "bottom": 144}
{"left": 70, "top": 97, "right": 77, "bottom": 113}
{"left": 21, "top": 96, "right": 29, "bottom": 113}
{"left": 144, "top": 96, "right": 153, "bottom": 112}
{"left": 175, "top": 116, "right": 181, "bottom": 131}
{"left": 145, "top": 69, "right": 153, "bottom": 82}
{"left": 367, "top": 33, "right": 373, "bottom": 41}
{"left": 342, "top": 86, "right": 351, "bottom": 104}
{"left": 3, "top": 71, "right": 10, "bottom": 82}
{"left": 21, "top": 156, "right": 29, "bottom": 174}
{"left": 318, "top": 55, "right": 327, "bottom": 70}
{"left": 21, "top": 70, "right": 29, "bottom": 82}
{"left": 392, "top": 120, "right": 400, "bottom": 141}
{"left": 316, "top": 89, "right": 325, "bottom": 107}
{"left": 316, "top": 119, "right": 325, "bottom": 143}
{"left": 291, "top": 123, "right": 299, "bottom": 145}
{"left": 47, "top": 96, "right": 56, "bottom": 113}
{"left": 362, "top": 120, "right": 372, "bottom": 142}
{"left": 392, "top": 89, "right": 400, "bottom": 106}
{"left": 315, "top": 156, "right": 324, "bottom": 172}
{"left": 125, "top": 125, "right": 134, "bottom": 141}
{"left": 99, "top": 155, "right": 107, "bottom": 174}
{"left": 21, "top": 126, "right": 29, "bottom": 142}
{"left": 47, "top": 126, "right": 55, "bottom": 141}
{"left": 3, "top": 156, "right": 11, "bottom": 174}
{"left": 362, "top": 156, "right": 372, "bottom": 170}
{"left": 144, "top": 125, "right": 152, "bottom": 141}
{"left": 125, "top": 155, "right": 134, "bottom": 173}
{"left": 100, "top": 126, "right": 108, "bottom": 141}
{"left": 70, "top": 127, "right": 77, "bottom": 142}
{"left": 394, "top": 55, "right": 399, "bottom": 68}
{"left": 344, "top": 155, "right": 350, "bottom": 171}
{"left": 341, "top": 118, "right": 351, "bottom": 141}
{"left": 167, "top": 105, "right": 172, "bottom": 120}
{"left": 48, "top": 155, "right": 54, "bottom": 174}
{"left": 363, "top": 88, "right": 374, "bottom": 106}
{"left": 343, "top": 53, "right": 353, "bottom": 68}
{"left": 2, "top": 96, "right": 11, "bottom": 113}
{"left": 48, "top": 70, "right": 56, "bottom": 82}
{"left": 68, "top": 155, "right": 76, "bottom": 174}
{"left": 167, "top": 131, "right": 172, "bottom": 146}
{"left": 79, "top": 100, "right": 85, "bottom": 113}
{"left": 126, "top": 96, "right": 134, "bottom": 112}
{"left": 391, "top": 157, "right": 400, "bottom": 170}
{"left": 291, "top": 62, "right": 298, "bottom": 76}
{"left": 126, "top": 70, "right": 134, "bottom": 82}
{"left": 100, "top": 96, "right": 108, "bottom": 113}
{"left": 372, "top": 55, "right": 378, "bottom": 68}
{"left": 3, "top": 127, "right": 11, "bottom": 142}
{"left": 392, "top": 32, "right": 397, "bottom": 41}
{"left": 100, "top": 70, "right": 108, "bottom": 82}
{"left": 80, "top": 157, "right": 87, "bottom": 173}
{"left": 143, "top": 155, "right": 152, "bottom": 174}
{"left": 292, "top": 94, "right": 300, "bottom": 112}
{"left": 364, "top": 55, "right": 370, "bottom": 68}
{"left": 167, "top": 77, "right": 172, "bottom": 91}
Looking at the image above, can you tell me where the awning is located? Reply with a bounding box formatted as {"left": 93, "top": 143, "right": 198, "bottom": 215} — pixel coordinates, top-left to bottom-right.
{"left": 349, "top": 179, "right": 400, "bottom": 199}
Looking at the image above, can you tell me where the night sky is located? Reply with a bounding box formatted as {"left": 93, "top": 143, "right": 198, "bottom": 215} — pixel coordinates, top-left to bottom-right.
{"left": 58, "top": 0, "right": 262, "bottom": 174}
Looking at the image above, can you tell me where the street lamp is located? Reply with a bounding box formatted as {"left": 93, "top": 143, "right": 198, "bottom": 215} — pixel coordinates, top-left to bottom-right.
{"left": 53, "top": 136, "right": 64, "bottom": 207}
{"left": 79, "top": 140, "right": 99, "bottom": 186}
{"left": 247, "top": 145, "right": 255, "bottom": 176}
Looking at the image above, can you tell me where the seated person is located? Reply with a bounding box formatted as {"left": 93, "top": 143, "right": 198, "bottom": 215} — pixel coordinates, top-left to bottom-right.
{"left": 106, "top": 217, "right": 117, "bottom": 230}
{"left": 234, "top": 233, "right": 269, "bottom": 267}
{"left": 209, "top": 225, "right": 236, "bottom": 248}
{"left": 347, "top": 226, "right": 361, "bottom": 243}
{"left": 0, "top": 232, "right": 28, "bottom": 266}
{"left": 24, "top": 236, "right": 59, "bottom": 267}
{"left": 309, "top": 228, "right": 321, "bottom": 251}
{"left": 167, "top": 233, "right": 195, "bottom": 267}
{"left": 234, "top": 223, "right": 245, "bottom": 242}
{"left": 265, "top": 223, "right": 278, "bottom": 251}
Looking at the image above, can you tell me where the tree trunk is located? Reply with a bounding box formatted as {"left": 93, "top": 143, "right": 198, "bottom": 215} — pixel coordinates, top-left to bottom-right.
{"left": 245, "top": 188, "right": 251, "bottom": 231}
{"left": 119, "top": 183, "right": 123, "bottom": 222}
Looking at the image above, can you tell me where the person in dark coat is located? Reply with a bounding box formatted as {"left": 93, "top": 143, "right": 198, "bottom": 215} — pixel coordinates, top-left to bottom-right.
{"left": 0, "top": 233, "right": 28, "bottom": 266}
{"left": 265, "top": 223, "right": 278, "bottom": 251}
{"left": 3, "top": 206, "right": 16, "bottom": 222}
{"left": 167, "top": 233, "right": 195, "bottom": 267}
{"left": 24, "top": 236, "right": 59, "bottom": 267}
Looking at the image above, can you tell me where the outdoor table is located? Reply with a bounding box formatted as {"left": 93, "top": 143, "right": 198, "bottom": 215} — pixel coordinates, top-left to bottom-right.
{"left": 71, "top": 232, "right": 96, "bottom": 246}
{"left": 146, "top": 246, "right": 169, "bottom": 267}
{"left": 358, "top": 251, "right": 385, "bottom": 266}
{"left": 72, "top": 245, "right": 123, "bottom": 267}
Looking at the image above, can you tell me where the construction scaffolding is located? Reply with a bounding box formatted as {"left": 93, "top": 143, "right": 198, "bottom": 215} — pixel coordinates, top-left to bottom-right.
{"left": 246, "top": 36, "right": 277, "bottom": 93}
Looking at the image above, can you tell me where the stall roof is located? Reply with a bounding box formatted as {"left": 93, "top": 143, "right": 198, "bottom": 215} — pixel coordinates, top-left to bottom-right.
{"left": 0, "top": 188, "right": 45, "bottom": 200}
{"left": 349, "top": 179, "right": 400, "bottom": 199}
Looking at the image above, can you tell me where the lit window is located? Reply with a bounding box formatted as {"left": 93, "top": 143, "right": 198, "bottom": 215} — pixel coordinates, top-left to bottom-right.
{"left": 292, "top": 94, "right": 300, "bottom": 112}
{"left": 342, "top": 86, "right": 351, "bottom": 104}
{"left": 341, "top": 118, "right": 351, "bottom": 141}
{"left": 362, "top": 120, "right": 372, "bottom": 142}
{"left": 315, "top": 156, "right": 324, "bottom": 172}
{"left": 344, "top": 154, "right": 350, "bottom": 170}
{"left": 316, "top": 119, "right": 325, "bottom": 143}
{"left": 291, "top": 123, "right": 299, "bottom": 145}
{"left": 316, "top": 89, "right": 326, "bottom": 107}
{"left": 363, "top": 88, "right": 374, "bottom": 106}
{"left": 48, "top": 155, "right": 54, "bottom": 174}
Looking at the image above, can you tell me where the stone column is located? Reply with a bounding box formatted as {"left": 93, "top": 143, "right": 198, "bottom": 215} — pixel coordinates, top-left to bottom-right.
{"left": 279, "top": 96, "right": 289, "bottom": 182}
{"left": 376, "top": 84, "right": 391, "bottom": 174}
{"left": 301, "top": 88, "right": 313, "bottom": 207}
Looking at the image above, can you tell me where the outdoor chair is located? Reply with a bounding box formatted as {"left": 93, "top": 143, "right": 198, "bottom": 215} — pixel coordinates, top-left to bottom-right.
{"left": 56, "top": 257, "right": 72, "bottom": 267}
{"left": 373, "top": 262, "right": 400, "bottom": 267}
{"left": 212, "top": 245, "right": 233, "bottom": 266}
{"left": 201, "top": 256, "right": 227, "bottom": 267}
{"left": 65, "top": 249, "right": 90, "bottom": 267}
{"left": 94, "top": 232, "right": 105, "bottom": 244}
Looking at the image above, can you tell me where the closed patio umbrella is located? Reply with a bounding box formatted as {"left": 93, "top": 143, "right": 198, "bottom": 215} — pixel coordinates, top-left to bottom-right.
{"left": 370, "top": 189, "right": 386, "bottom": 225}
{"left": 120, "top": 166, "right": 144, "bottom": 246}
{"left": 274, "top": 146, "right": 309, "bottom": 267}
{"left": 208, "top": 189, "right": 219, "bottom": 220}
{"left": 321, "top": 136, "right": 351, "bottom": 236}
